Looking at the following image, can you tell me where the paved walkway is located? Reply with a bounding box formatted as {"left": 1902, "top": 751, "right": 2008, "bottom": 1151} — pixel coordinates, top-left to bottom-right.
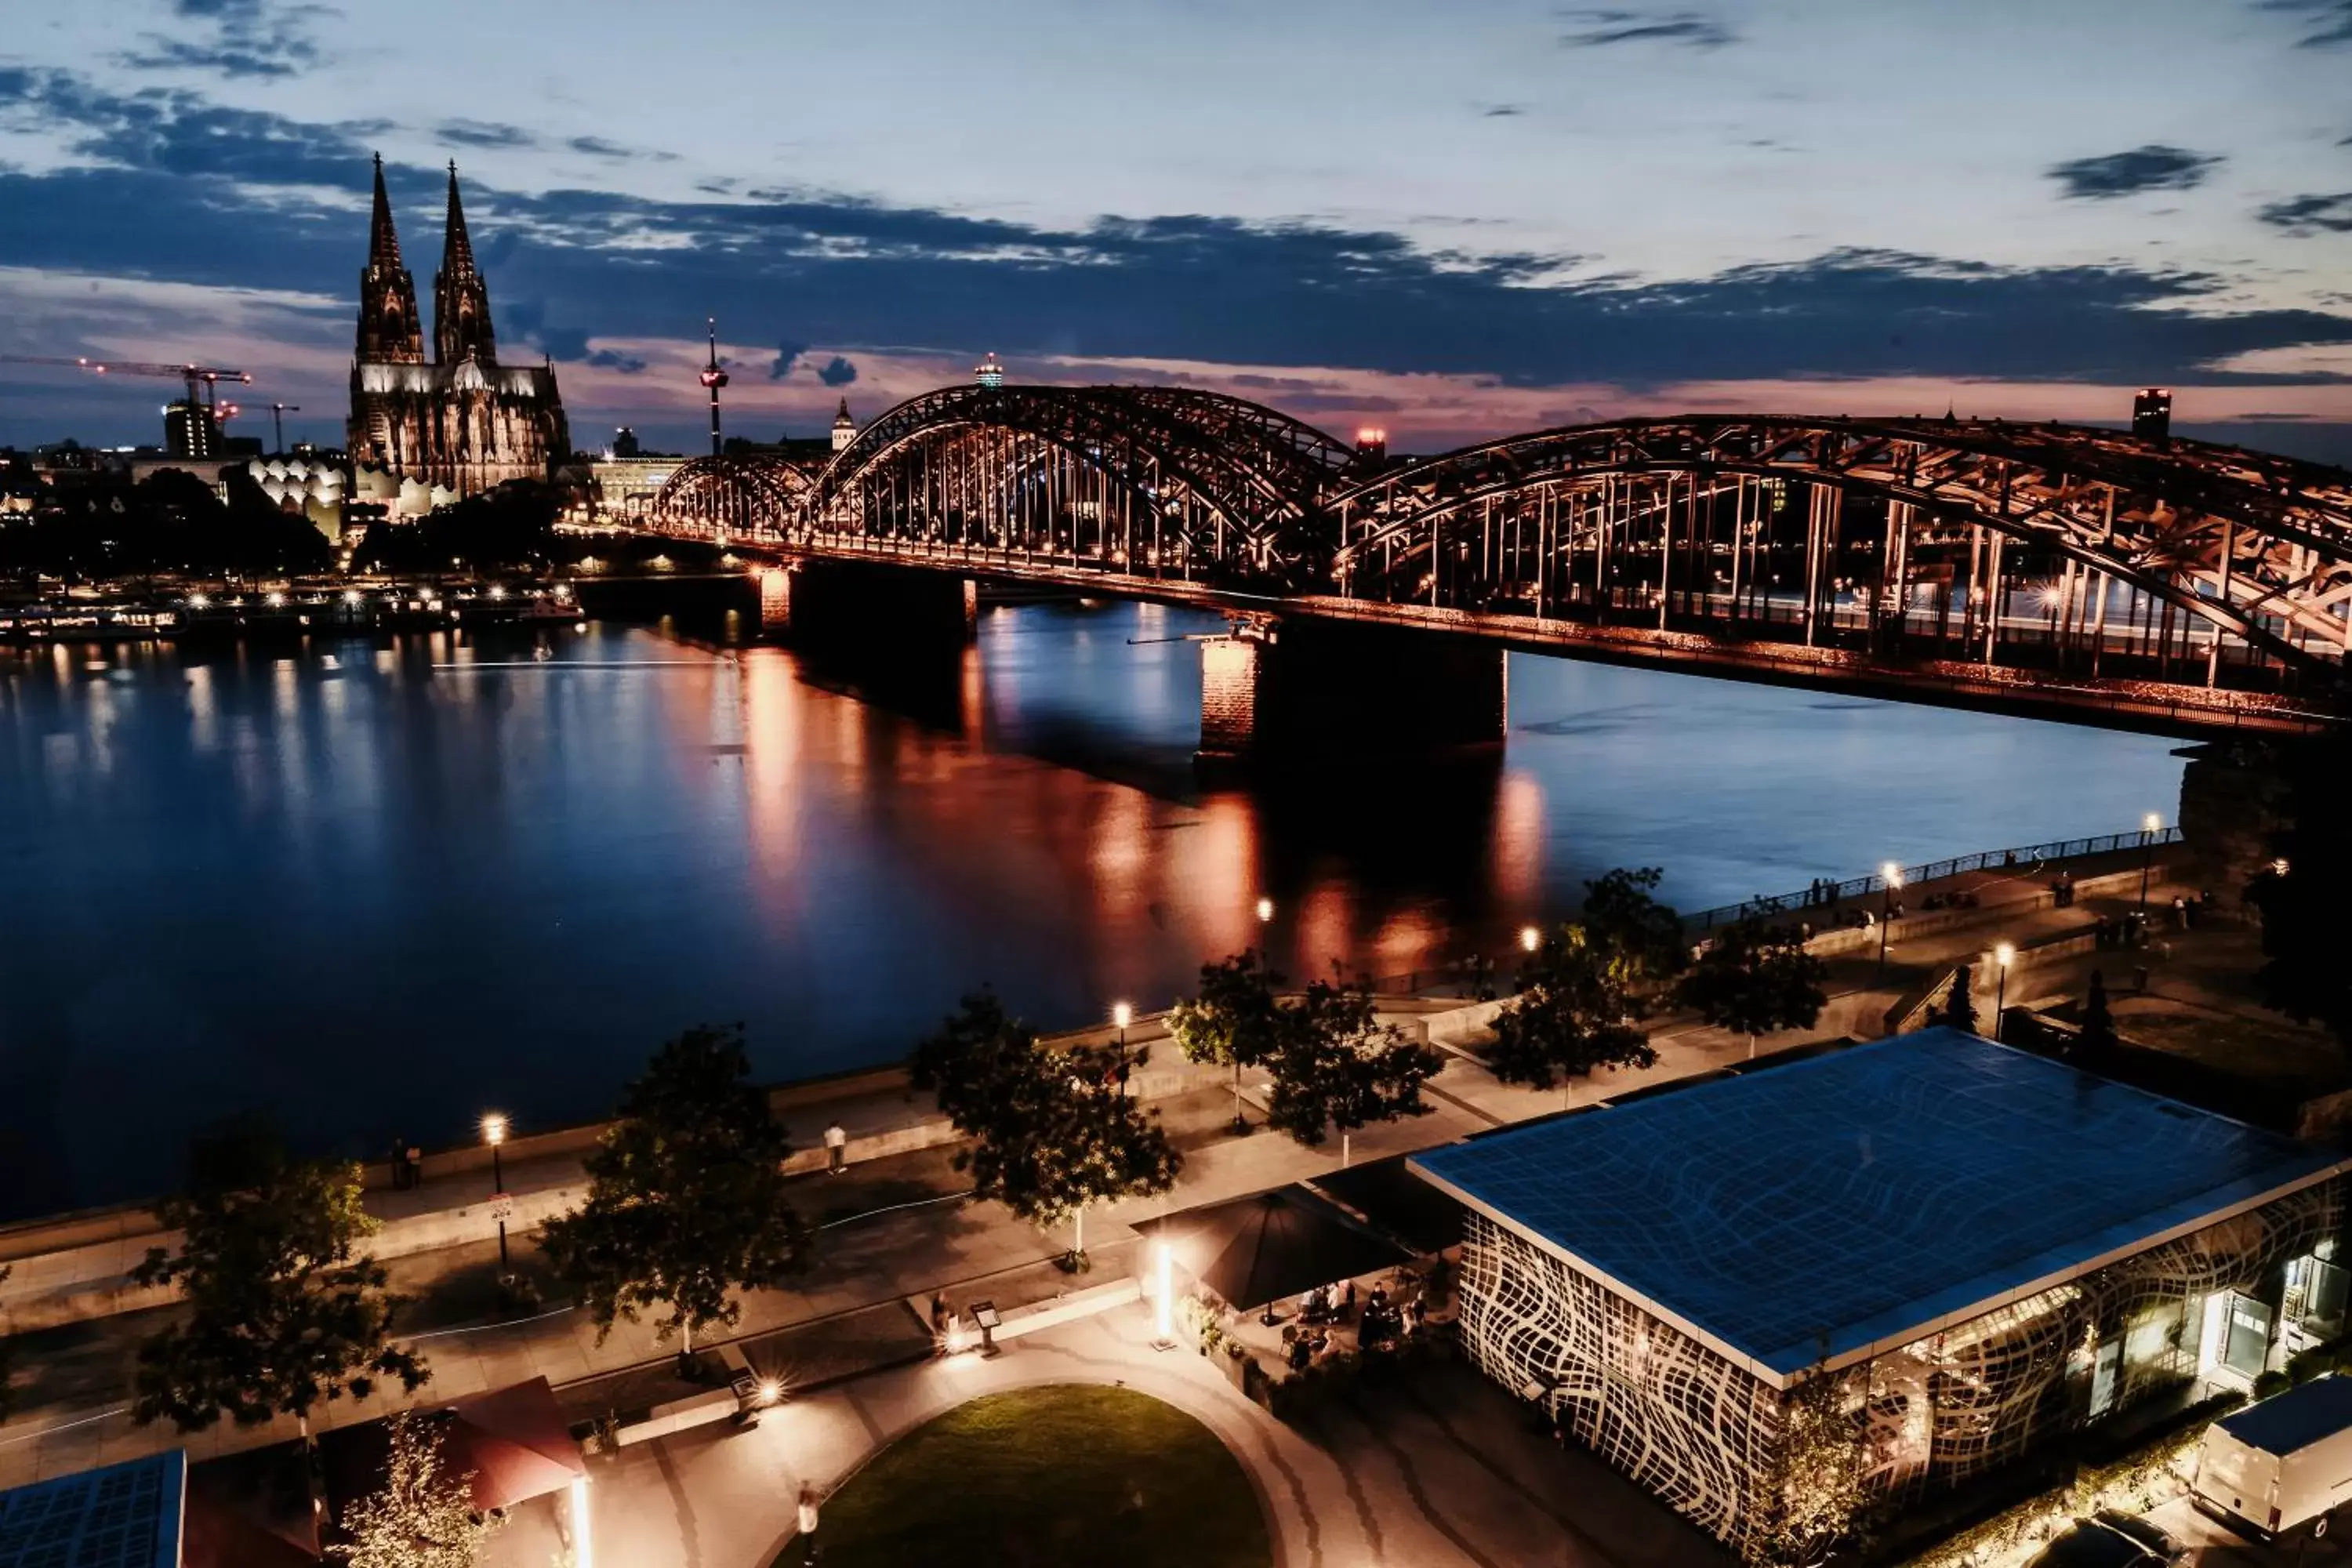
{"left": 545, "top": 1302, "right": 1731, "bottom": 1568}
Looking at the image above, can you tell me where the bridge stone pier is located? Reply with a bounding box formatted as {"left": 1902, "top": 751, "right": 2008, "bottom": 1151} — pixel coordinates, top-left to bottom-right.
{"left": 754, "top": 559, "right": 978, "bottom": 646}
{"left": 1198, "top": 616, "right": 1508, "bottom": 771}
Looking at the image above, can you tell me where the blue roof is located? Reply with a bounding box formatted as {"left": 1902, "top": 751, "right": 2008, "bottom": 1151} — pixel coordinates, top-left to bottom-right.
{"left": 1410, "top": 1029, "right": 2347, "bottom": 1380}
{"left": 0, "top": 1451, "right": 184, "bottom": 1568}
{"left": 2217, "top": 1376, "right": 2352, "bottom": 1456}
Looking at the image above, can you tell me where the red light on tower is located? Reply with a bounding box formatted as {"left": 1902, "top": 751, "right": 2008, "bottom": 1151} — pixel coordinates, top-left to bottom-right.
{"left": 700, "top": 317, "right": 729, "bottom": 456}
{"left": 1355, "top": 426, "right": 1388, "bottom": 463}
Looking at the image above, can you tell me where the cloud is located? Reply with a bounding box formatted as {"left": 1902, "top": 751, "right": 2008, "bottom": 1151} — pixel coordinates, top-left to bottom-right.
{"left": 2045, "top": 144, "right": 2222, "bottom": 201}
{"left": 564, "top": 135, "right": 674, "bottom": 162}
{"left": 2259, "top": 191, "right": 2352, "bottom": 233}
{"left": 817, "top": 355, "right": 858, "bottom": 387}
{"left": 2259, "top": 0, "right": 2352, "bottom": 46}
{"left": 117, "top": 0, "right": 325, "bottom": 79}
{"left": 2, "top": 65, "right": 2350, "bottom": 405}
{"left": 437, "top": 119, "right": 536, "bottom": 150}
{"left": 1557, "top": 9, "right": 1737, "bottom": 49}
{"left": 768, "top": 340, "right": 806, "bottom": 380}
{"left": 586, "top": 347, "right": 647, "bottom": 373}
{"left": 1483, "top": 104, "right": 1524, "bottom": 118}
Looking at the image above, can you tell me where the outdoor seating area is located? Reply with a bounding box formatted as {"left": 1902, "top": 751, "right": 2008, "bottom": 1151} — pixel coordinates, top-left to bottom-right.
{"left": 1136, "top": 1184, "right": 1454, "bottom": 1417}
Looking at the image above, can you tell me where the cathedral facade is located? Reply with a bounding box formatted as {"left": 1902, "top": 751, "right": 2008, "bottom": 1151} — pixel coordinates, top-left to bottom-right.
{"left": 347, "top": 157, "right": 569, "bottom": 505}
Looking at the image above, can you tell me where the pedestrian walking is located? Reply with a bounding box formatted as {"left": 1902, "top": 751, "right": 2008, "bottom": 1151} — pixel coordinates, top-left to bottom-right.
{"left": 824, "top": 1121, "right": 848, "bottom": 1175}
{"left": 797, "top": 1480, "right": 821, "bottom": 1542}
{"left": 390, "top": 1138, "right": 410, "bottom": 1191}
{"left": 405, "top": 1143, "right": 422, "bottom": 1185}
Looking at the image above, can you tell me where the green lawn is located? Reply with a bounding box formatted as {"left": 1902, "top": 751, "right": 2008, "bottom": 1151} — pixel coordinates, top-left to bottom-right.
{"left": 782, "top": 1383, "right": 1274, "bottom": 1568}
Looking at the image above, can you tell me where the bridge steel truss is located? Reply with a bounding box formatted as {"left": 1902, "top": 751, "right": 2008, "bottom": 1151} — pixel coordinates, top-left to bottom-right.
{"left": 794, "top": 384, "right": 1358, "bottom": 587}
{"left": 646, "top": 387, "right": 2352, "bottom": 716}
{"left": 650, "top": 454, "right": 818, "bottom": 538}
{"left": 1324, "top": 416, "right": 2352, "bottom": 691}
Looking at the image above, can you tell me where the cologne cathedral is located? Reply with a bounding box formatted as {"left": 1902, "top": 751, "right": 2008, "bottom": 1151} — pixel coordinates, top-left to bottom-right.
{"left": 347, "top": 157, "right": 569, "bottom": 503}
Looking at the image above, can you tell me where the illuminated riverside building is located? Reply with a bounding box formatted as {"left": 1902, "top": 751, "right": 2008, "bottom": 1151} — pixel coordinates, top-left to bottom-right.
{"left": 1411, "top": 1029, "right": 2350, "bottom": 1553}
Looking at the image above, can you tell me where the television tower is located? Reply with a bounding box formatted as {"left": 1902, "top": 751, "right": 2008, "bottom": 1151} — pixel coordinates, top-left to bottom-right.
{"left": 699, "top": 318, "right": 729, "bottom": 457}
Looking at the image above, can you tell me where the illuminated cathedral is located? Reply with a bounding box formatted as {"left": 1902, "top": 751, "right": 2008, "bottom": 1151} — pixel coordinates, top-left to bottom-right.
{"left": 347, "top": 156, "right": 569, "bottom": 506}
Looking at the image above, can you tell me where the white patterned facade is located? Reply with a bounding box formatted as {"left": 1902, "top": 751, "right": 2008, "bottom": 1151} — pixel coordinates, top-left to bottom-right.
{"left": 1457, "top": 1177, "right": 2344, "bottom": 1555}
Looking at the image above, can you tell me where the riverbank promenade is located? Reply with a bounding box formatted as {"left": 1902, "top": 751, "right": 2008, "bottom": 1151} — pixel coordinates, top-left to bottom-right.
{"left": 0, "top": 844, "right": 2294, "bottom": 1563}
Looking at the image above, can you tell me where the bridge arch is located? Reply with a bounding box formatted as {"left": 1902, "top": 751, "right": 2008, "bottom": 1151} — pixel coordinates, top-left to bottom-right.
{"left": 800, "top": 384, "right": 1361, "bottom": 585}
{"left": 1322, "top": 417, "right": 2352, "bottom": 679}
{"left": 650, "top": 455, "right": 817, "bottom": 537}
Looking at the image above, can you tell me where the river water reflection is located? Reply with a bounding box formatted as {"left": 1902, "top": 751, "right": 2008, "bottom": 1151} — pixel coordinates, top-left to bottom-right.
{"left": 0, "top": 600, "right": 2185, "bottom": 1214}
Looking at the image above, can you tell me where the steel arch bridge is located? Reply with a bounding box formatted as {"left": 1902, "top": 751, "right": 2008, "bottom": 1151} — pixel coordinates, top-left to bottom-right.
{"left": 639, "top": 384, "right": 2352, "bottom": 734}
{"left": 649, "top": 454, "right": 818, "bottom": 536}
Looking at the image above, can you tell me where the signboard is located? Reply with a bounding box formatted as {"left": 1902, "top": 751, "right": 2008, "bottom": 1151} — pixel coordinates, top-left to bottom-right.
{"left": 489, "top": 1193, "right": 514, "bottom": 1224}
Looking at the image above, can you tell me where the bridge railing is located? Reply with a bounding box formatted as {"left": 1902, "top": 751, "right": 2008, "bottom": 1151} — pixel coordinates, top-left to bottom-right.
{"left": 1679, "top": 826, "right": 2184, "bottom": 931}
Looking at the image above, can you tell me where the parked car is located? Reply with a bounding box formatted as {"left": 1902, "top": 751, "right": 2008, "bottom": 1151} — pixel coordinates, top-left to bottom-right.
{"left": 2024, "top": 1511, "right": 2183, "bottom": 1567}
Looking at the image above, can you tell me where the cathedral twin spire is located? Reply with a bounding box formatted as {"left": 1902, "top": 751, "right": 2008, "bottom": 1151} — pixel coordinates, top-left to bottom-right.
{"left": 354, "top": 154, "right": 497, "bottom": 368}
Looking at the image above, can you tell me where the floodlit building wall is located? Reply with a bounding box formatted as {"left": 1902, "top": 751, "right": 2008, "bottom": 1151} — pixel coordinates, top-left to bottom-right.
{"left": 1457, "top": 1177, "right": 2344, "bottom": 1552}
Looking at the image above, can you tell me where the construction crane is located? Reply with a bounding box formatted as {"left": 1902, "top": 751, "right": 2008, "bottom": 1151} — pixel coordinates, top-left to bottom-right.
{"left": 268, "top": 402, "right": 300, "bottom": 454}
{"left": 0, "top": 354, "right": 252, "bottom": 414}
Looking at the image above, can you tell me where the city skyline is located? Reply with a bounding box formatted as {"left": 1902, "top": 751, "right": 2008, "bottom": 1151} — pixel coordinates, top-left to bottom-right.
{"left": 4, "top": 0, "right": 2352, "bottom": 456}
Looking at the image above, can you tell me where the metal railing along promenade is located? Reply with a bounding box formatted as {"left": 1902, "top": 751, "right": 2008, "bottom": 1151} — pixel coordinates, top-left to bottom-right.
{"left": 1358, "top": 827, "right": 2187, "bottom": 996}
{"left": 1679, "top": 826, "right": 2184, "bottom": 931}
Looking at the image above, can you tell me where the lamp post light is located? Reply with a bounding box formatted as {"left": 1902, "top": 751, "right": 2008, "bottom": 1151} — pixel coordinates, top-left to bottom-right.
{"left": 1878, "top": 862, "right": 1903, "bottom": 978}
{"left": 1254, "top": 896, "right": 1275, "bottom": 925}
{"left": 481, "top": 1112, "right": 510, "bottom": 1274}
{"left": 1519, "top": 924, "right": 1541, "bottom": 956}
{"left": 1994, "top": 943, "right": 2015, "bottom": 1040}
{"left": 2138, "top": 812, "right": 2161, "bottom": 911}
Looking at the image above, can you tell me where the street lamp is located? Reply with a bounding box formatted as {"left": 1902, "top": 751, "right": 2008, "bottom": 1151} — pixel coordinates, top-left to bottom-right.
{"left": 1254, "top": 896, "right": 1275, "bottom": 924}
{"left": 1878, "top": 862, "right": 1903, "bottom": 978}
{"left": 1993, "top": 943, "right": 2015, "bottom": 1040}
{"left": 481, "top": 1112, "right": 510, "bottom": 1273}
{"left": 1519, "top": 924, "right": 1541, "bottom": 954}
{"left": 2138, "top": 812, "right": 2161, "bottom": 911}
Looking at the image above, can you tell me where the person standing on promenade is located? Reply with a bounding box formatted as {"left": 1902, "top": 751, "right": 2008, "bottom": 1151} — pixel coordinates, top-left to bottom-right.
{"left": 824, "top": 1121, "right": 848, "bottom": 1175}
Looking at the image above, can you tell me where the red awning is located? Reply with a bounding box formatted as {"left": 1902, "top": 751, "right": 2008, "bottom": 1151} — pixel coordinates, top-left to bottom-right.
{"left": 323, "top": 1376, "right": 586, "bottom": 1524}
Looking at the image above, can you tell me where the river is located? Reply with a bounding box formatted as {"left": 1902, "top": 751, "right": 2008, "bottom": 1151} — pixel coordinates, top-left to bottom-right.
{"left": 0, "top": 600, "right": 2186, "bottom": 1215}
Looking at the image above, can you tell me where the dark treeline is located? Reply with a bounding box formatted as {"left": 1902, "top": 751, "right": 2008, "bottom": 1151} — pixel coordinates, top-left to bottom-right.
{"left": 0, "top": 468, "right": 333, "bottom": 579}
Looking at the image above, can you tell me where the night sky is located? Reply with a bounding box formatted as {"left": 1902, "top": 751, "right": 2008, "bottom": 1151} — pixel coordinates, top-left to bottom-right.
{"left": 4, "top": 0, "right": 2351, "bottom": 459}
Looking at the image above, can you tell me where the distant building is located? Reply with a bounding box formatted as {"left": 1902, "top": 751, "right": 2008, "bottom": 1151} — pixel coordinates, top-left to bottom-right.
{"left": 974, "top": 352, "right": 1004, "bottom": 390}
{"left": 612, "top": 426, "right": 642, "bottom": 459}
{"left": 1354, "top": 426, "right": 1388, "bottom": 464}
{"left": 832, "top": 397, "right": 858, "bottom": 452}
{"left": 2133, "top": 387, "right": 2173, "bottom": 443}
{"left": 347, "top": 156, "right": 569, "bottom": 509}
{"left": 1412, "top": 1029, "right": 2350, "bottom": 1555}
{"left": 163, "top": 398, "right": 222, "bottom": 460}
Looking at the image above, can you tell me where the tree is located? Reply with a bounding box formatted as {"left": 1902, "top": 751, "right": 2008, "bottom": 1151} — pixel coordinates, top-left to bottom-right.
{"left": 1939, "top": 960, "right": 1980, "bottom": 1034}
{"left": 2079, "top": 969, "right": 2118, "bottom": 1056}
{"left": 1676, "top": 919, "right": 1830, "bottom": 1058}
{"left": 1489, "top": 924, "right": 1659, "bottom": 1089}
{"left": 540, "top": 1025, "right": 811, "bottom": 1359}
{"left": 1577, "top": 866, "right": 1690, "bottom": 988}
{"left": 1168, "top": 949, "right": 1290, "bottom": 1131}
{"left": 1260, "top": 970, "right": 1446, "bottom": 1154}
{"left": 332, "top": 1410, "right": 502, "bottom": 1568}
{"left": 1488, "top": 867, "right": 1685, "bottom": 1089}
{"left": 912, "top": 991, "right": 1180, "bottom": 1264}
{"left": 2247, "top": 731, "right": 2352, "bottom": 1055}
{"left": 132, "top": 1119, "right": 426, "bottom": 1438}
{"left": 1742, "top": 1363, "right": 1870, "bottom": 1567}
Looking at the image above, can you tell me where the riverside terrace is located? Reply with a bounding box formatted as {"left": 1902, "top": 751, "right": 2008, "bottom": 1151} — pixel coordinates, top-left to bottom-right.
{"left": 1410, "top": 1027, "right": 2352, "bottom": 1555}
